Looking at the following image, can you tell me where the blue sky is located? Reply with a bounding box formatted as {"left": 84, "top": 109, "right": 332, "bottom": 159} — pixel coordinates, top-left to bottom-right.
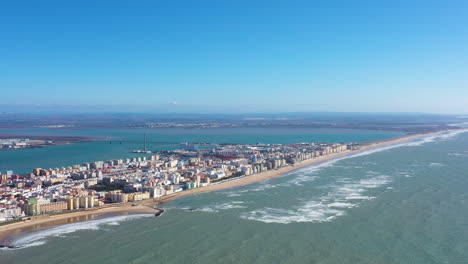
{"left": 1, "top": 0, "right": 467, "bottom": 113}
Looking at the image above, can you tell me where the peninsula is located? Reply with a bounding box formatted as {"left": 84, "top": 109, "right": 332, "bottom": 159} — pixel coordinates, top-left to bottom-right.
{"left": 0, "top": 129, "right": 460, "bottom": 244}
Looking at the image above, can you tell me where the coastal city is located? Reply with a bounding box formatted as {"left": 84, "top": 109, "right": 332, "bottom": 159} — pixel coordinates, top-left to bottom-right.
{"left": 1, "top": 0, "right": 466, "bottom": 262}
{"left": 0, "top": 142, "right": 358, "bottom": 223}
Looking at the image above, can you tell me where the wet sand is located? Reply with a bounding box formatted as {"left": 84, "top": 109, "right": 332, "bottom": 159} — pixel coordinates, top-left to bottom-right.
{"left": 0, "top": 129, "right": 456, "bottom": 244}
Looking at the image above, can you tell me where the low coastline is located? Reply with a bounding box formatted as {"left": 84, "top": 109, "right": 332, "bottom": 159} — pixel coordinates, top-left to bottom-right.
{"left": 0, "top": 204, "right": 159, "bottom": 246}
{"left": 154, "top": 129, "right": 457, "bottom": 202}
{"left": 0, "top": 134, "right": 101, "bottom": 151}
{"left": 0, "top": 129, "right": 458, "bottom": 245}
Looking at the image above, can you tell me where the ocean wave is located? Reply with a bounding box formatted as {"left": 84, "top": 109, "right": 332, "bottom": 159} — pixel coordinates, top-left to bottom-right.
{"left": 347, "top": 129, "right": 468, "bottom": 159}
{"left": 240, "top": 205, "right": 346, "bottom": 224}
{"left": 249, "top": 183, "right": 282, "bottom": 192}
{"left": 192, "top": 201, "right": 247, "bottom": 213}
{"left": 237, "top": 131, "right": 465, "bottom": 223}
{"left": 327, "top": 202, "right": 355, "bottom": 208}
{"left": 5, "top": 214, "right": 154, "bottom": 250}
{"left": 224, "top": 175, "right": 317, "bottom": 197}
{"left": 395, "top": 171, "right": 414, "bottom": 178}
{"left": 279, "top": 159, "right": 358, "bottom": 188}
{"left": 224, "top": 183, "right": 284, "bottom": 197}
{"left": 448, "top": 152, "right": 468, "bottom": 157}
{"left": 241, "top": 175, "right": 391, "bottom": 224}
{"left": 406, "top": 129, "right": 468, "bottom": 146}
{"left": 336, "top": 178, "right": 351, "bottom": 183}
{"left": 395, "top": 170, "right": 414, "bottom": 175}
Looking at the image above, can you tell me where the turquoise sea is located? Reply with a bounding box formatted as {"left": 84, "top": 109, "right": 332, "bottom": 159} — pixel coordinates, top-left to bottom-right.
{"left": 2, "top": 128, "right": 468, "bottom": 263}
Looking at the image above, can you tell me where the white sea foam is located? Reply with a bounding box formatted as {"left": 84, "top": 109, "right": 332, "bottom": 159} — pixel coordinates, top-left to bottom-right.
{"left": 284, "top": 174, "right": 318, "bottom": 187}
{"left": 241, "top": 175, "right": 391, "bottom": 224}
{"left": 5, "top": 214, "right": 154, "bottom": 250}
{"left": 448, "top": 152, "right": 468, "bottom": 157}
{"left": 327, "top": 202, "right": 354, "bottom": 208}
{"left": 395, "top": 170, "right": 413, "bottom": 175}
{"left": 249, "top": 183, "right": 281, "bottom": 192}
{"left": 11, "top": 241, "right": 47, "bottom": 249}
{"left": 240, "top": 131, "right": 467, "bottom": 224}
{"left": 224, "top": 182, "right": 286, "bottom": 197}
{"left": 395, "top": 171, "right": 414, "bottom": 178}
{"left": 336, "top": 178, "right": 351, "bottom": 183}
{"left": 404, "top": 131, "right": 458, "bottom": 146}
{"left": 105, "top": 221, "right": 121, "bottom": 226}
{"left": 241, "top": 205, "right": 345, "bottom": 224}
{"left": 429, "top": 162, "right": 445, "bottom": 167}
{"left": 224, "top": 173, "right": 318, "bottom": 197}
{"left": 345, "top": 194, "right": 373, "bottom": 200}
{"left": 196, "top": 201, "right": 247, "bottom": 212}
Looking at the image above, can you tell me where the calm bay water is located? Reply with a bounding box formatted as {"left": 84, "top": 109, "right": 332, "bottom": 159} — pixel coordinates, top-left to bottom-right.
{"left": 0, "top": 127, "right": 402, "bottom": 174}
{"left": 2, "top": 129, "right": 468, "bottom": 263}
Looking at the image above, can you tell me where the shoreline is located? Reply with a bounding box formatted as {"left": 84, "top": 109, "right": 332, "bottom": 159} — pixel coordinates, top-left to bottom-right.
{"left": 0, "top": 134, "right": 99, "bottom": 143}
{"left": 0, "top": 129, "right": 460, "bottom": 244}
{"left": 0, "top": 134, "right": 102, "bottom": 152}
{"left": 0, "top": 204, "right": 159, "bottom": 245}
{"left": 153, "top": 129, "right": 455, "bottom": 202}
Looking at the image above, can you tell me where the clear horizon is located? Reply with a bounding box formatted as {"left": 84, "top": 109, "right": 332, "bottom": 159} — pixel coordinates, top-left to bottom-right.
{"left": 1, "top": 1, "right": 467, "bottom": 113}
{"left": 0, "top": 103, "right": 467, "bottom": 115}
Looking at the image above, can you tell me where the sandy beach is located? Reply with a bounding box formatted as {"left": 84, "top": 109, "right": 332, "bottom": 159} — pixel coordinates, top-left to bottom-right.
{"left": 0, "top": 205, "right": 159, "bottom": 245}
{"left": 0, "top": 129, "right": 457, "bottom": 244}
